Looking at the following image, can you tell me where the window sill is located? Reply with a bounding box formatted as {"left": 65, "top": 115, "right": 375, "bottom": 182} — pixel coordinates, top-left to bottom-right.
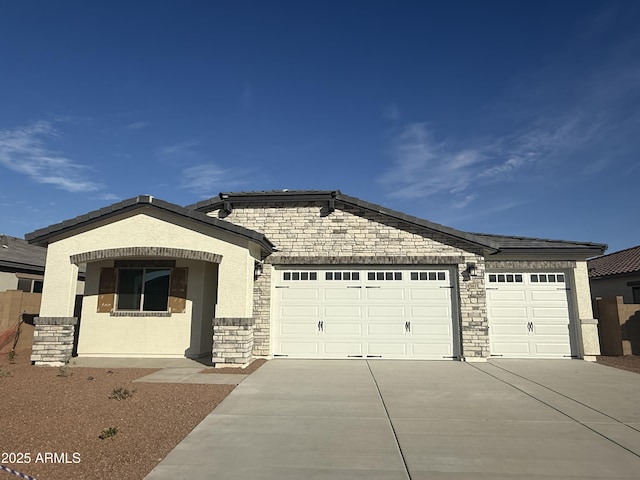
{"left": 110, "top": 311, "right": 172, "bottom": 317}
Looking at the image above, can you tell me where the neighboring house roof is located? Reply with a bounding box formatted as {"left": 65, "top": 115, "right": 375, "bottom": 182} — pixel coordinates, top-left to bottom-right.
{"left": 25, "top": 195, "right": 276, "bottom": 253}
{"left": 0, "top": 234, "right": 47, "bottom": 273}
{"left": 187, "top": 190, "right": 607, "bottom": 257}
{"left": 588, "top": 245, "right": 640, "bottom": 279}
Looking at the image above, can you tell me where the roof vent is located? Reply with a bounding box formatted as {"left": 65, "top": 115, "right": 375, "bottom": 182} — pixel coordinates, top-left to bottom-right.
{"left": 1, "top": 235, "right": 8, "bottom": 248}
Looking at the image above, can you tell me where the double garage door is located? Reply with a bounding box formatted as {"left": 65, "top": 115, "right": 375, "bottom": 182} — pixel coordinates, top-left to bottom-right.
{"left": 486, "top": 272, "right": 575, "bottom": 358}
{"left": 272, "top": 266, "right": 458, "bottom": 359}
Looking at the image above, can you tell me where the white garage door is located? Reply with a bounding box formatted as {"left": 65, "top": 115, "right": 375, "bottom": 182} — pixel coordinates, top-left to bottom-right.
{"left": 272, "top": 267, "right": 458, "bottom": 359}
{"left": 486, "top": 272, "right": 575, "bottom": 358}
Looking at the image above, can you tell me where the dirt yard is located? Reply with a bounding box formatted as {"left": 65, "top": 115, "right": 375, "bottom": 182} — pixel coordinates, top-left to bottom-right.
{"left": 0, "top": 349, "right": 264, "bottom": 480}
{"left": 596, "top": 355, "right": 640, "bottom": 374}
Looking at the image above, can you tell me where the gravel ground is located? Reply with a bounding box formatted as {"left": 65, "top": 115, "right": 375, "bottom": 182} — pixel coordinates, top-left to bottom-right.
{"left": 596, "top": 355, "right": 640, "bottom": 374}
{"left": 0, "top": 349, "right": 261, "bottom": 480}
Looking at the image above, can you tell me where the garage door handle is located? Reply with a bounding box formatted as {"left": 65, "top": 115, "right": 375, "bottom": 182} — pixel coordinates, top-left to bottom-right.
{"left": 405, "top": 321, "right": 411, "bottom": 332}
{"left": 365, "top": 286, "right": 381, "bottom": 289}
{"left": 318, "top": 320, "right": 324, "bottom": 332}
{"left": 347, "top": 286, "right": 362, "bottom": 288}
{"left": 527, "top": 322, "right": 533, "bottom": 332}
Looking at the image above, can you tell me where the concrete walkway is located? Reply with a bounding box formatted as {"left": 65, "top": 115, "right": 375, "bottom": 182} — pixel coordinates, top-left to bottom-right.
{"left": 145, "top": 360, "right": 640, "bottom": 480}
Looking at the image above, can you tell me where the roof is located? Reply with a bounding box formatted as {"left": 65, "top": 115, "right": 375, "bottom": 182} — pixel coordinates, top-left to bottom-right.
{"left": 0, "top": 235, "right": 47, "bottom": 272}
{"left": 588, "top": 245, "right": 640, "bottom": 279}
{"left": 188, "top": 190, "right": 607, "bottom": 257}
{"left": 25, "top": 195, "right": 275, "bottom": 253}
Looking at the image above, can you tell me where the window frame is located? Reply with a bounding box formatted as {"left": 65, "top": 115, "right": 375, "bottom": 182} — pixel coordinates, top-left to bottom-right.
{"left": 115, "top": 267, "right": 172, "bottom": 312}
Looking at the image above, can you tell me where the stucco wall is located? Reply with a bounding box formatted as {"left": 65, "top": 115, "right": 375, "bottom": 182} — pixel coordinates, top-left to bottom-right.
{"left": 209, "top": 201, "right": 488, "bottom": 358}
{"left": 0, "top": 272, "right": 18, "bottom": 292}
{"left": 40, "top": 209, "right": 260, "bottom": 357}
{"left": 591, "top": 274, "right": 640, "bottom": 304}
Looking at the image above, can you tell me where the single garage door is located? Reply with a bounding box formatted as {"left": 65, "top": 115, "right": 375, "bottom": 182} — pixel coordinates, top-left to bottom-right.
{"left": 272, "top": 266, "right": 458, "bottom": 359}
{"left": 486, "top": 272, "right": 575, "bottom": 358}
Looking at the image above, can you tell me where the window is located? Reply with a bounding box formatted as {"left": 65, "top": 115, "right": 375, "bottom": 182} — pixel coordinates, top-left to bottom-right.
{"left": 283, "top": 271, "right": 318, "bottom": 281}
{"left": 633, "top": 287, "right": 640, "bottom": 304}
{"left": 488, "top": 273, "right": 523, "bottom": 283}
{"left": 325, "top": 271, "right": 360, "bottom": 281}
{"left": 16, "top": 277, "right": 44, "bottom": 293}
{"left": 116, "top": 268, "right": 171, "bottom": 311}
{"left": 410, "top": 271, "right": 447, "bottom": 281}
{"left": 368, "top": 271, "right": 403, "bottom": 281}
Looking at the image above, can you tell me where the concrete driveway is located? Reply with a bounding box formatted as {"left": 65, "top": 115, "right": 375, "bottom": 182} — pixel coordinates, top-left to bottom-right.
{"left": 145, "top": 360, "right": 640, "bottom": 479}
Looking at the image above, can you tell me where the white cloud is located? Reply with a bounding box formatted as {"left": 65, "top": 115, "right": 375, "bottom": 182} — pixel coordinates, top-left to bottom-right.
{"left": 155, "top": 140, "right": 200, "bottom": 158}
{"left": 383, "top": 103, "right": 400, "bottom": 121}
{"left": 124, "top": 121, "right": 149, "bottom": 131}
{"left": 379, "top": 123, "right": 485, "bottom": 199}
{"left": 0, "top": 121, "right": 103, "bottom": 193}
{"left": 180, "top": 163, "right": 251, "bottom": 196}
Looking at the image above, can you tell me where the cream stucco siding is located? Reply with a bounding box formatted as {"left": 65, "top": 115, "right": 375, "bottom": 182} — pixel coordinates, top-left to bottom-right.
{"left": 39, "top": 210, "right": 260, "bottom": 357}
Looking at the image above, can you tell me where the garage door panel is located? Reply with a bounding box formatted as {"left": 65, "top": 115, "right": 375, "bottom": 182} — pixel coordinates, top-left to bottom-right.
{"left": 531, "top": 307, "right": 570, "bottom": 319}
{"left": 491, "top": 324, "right": 528, "bottom": 335}
{"left": 411, "top": 324, "right": 451, "bottom": 336}
{"left": 365, "top": 289, "right": 405, "bottom": 300}
{"left": 324, "top": 288, "right": 361, "bottom": 300}
{"left": 367, "top": 323, "right": 404, "bottom": 336}
{"left": 487, "top": 290, "right": 526, "bottom": 301}
{"left": 367, "top": 343, "right": 407, "bottom": 355}
{"left": 279, "top": 342, "right": 320, "bottom": 355}
{"left": 325, "top": 322, "right": 362, "bottom": 336}
{"left": 530, "top": 290, "right": 568, "bottom": 302}
{"left": 411, "top": 305, "right": 450, "bottom": 318}
{"left": 324, "top": 305, "right": 362, "bottom": 317}
{"left": 533, "top": 343, "right": 571, "bottom": 355}
{"left": 488, "top": 307, "right": 528, "bottom": 319}
{"left": 324, "top": 342, "right": 362, "bottom": 355}
{"left": 366, "top": 306, "right": 405, "bottom": 317}
{"left": 533, "top": 324, "right": 570, "bottom": 335}
{"left": 410, "top": 289, "right": 450, "bottom": 301}
{"left": 280, "top": 305, "right": 319, "bottom": 317}
{"left": 492, "top": 342, "right": 531, "bottom": 355}
{"left": 279, "top": 323, "right": 318, "bottom": 335}
{"left": 280, "top": 289, "right": 319, "bottom": 300}
{"left": 411, "top": 342, "right": 452, "bottom": 356}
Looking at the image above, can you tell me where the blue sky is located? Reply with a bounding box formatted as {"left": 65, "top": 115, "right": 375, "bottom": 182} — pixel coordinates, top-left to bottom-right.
{"left": 0, "top": 1, "right": 638, "bottom": 254}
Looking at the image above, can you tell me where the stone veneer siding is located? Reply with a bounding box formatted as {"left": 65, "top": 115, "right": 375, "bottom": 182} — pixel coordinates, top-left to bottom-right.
{"left": 212, "top": 317, "right": 254, "bottom": 366}
{"left": 30, "top": 317, "right": 77, "bottom": 366}
{"left": 210, "top": 201, "right": 490, "bottom": 359}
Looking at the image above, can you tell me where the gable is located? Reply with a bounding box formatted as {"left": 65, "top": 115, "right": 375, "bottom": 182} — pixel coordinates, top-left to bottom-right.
{"left": 205, "top": 201, "right": 484, "bottom": 258}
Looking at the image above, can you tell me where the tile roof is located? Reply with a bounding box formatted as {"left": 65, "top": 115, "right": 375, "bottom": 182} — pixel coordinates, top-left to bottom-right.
{"left": 587, "top": 245, "right": 640, "bottom": 279}
{"left": 0, "top": 235, "right": 47, "bottom": 272}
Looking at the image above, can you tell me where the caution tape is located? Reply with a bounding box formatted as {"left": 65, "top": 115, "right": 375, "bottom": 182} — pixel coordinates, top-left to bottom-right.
{"left": 0, "top": 465, "right": 37, "bottom": 480}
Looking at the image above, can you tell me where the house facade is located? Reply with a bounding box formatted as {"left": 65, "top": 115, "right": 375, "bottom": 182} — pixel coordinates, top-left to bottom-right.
{"left": 26, "top": 191, "right": 606, "bottom": 365}
{"left": 589, "top": 245, "right": 640, "bottom": 304}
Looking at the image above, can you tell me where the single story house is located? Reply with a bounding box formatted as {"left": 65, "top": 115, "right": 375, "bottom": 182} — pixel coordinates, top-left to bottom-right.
{"left": 588, "top": 245, "right": 640, "bottom": 304}
{"left": 25, "top": 190, "right": 606, "bottom": 365}
{"left": 0, "top": 234, "right": 47, "bottom": 294}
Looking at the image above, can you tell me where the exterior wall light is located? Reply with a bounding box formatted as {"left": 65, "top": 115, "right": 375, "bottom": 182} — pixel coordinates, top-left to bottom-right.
{"left": 254, "top": 262, "right": 264, "bottom": 278}
{"left": 465, "top": 263, "right": 478, "bottom": 277}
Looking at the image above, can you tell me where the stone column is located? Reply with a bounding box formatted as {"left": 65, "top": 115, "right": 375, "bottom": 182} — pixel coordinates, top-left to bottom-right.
{"left": 30, "top": 317, "right": 77, "bottom": 366}
{"left": 212, "top": 317, "right": 255, "bottom": 367}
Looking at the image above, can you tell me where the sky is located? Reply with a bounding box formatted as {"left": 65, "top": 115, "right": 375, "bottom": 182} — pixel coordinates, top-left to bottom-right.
{"left": 0, "top": 1, "right": 638, "bottom": 255}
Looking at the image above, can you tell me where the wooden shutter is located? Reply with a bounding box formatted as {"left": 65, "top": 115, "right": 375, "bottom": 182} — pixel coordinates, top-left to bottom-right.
{"left": 169, "top": 268, "right": 188, "bottom": 313}
{"left": 98, "top": 267, "right": 116, "bottom": 313}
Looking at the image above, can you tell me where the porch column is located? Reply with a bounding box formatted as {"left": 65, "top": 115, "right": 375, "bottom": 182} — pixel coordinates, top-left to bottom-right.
{"left": 212, "top": 317, "right": 255, "bottom": 367}
{"left": 31, "top": 317, "right": 78, "bottom": 366}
